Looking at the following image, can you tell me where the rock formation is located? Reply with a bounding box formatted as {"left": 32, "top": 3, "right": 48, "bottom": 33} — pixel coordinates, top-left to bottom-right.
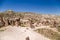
{"left": 0, "top": 10, "right": 60, "bottom": 29}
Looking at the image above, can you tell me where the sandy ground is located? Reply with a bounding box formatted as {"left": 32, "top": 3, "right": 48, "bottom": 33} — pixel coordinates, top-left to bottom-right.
{"left": 0, "top": 26, "right": 50, "bottom": 40}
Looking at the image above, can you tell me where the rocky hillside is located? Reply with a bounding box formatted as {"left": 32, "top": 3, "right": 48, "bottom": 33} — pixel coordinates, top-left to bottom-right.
{"left": 0, "top": 10, "right": 60, "bottom": 40}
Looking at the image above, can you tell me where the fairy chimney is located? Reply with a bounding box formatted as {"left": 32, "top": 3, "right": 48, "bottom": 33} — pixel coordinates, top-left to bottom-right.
{"left": 15, "top": 17, "right": 20, "bottom": 26}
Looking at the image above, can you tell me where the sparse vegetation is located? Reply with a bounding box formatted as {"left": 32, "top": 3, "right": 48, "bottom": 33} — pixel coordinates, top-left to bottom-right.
{"left": 35, "top": 28, "right": 60, "bottom": 40}
{"left": 57, "top": 26, "right": 60, "bottom": 32}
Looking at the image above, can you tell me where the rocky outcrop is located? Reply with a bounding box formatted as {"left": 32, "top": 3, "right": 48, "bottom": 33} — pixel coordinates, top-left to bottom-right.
{"left": 0, "top": 10, "right": 60, "bottom": 29}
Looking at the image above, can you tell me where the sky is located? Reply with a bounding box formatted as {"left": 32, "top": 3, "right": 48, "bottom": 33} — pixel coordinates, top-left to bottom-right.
{"left": 0, "top": 0, "right": 60, "bottom": 15}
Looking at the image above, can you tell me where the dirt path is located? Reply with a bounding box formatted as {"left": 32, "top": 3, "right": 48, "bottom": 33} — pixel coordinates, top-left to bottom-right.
{"left": 0, "top": 26, "right": 50, "bottom": 40}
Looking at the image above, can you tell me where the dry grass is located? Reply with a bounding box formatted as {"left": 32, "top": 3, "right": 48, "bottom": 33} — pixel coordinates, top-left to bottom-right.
{"left": 35, "top": 28, "right": 60, "bottom": 40}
